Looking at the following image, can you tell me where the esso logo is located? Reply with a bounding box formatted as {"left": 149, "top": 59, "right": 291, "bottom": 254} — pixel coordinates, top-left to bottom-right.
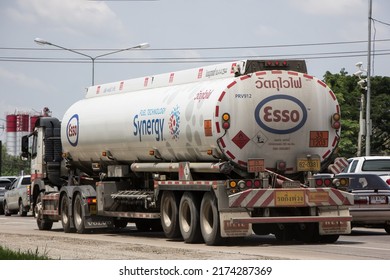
{"left": 66, "top": 114, "right": 79, "bottom": 147}
{"left": 254, "top": 95, "right": 307, "bottom": 134}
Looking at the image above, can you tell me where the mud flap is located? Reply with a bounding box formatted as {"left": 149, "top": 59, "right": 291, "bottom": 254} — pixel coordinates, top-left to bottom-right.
{"left": 318, "top": 207, "right": 351, "bottom": 235}
{"left": 220, "top": 212, "right": 252, "bottom": 238}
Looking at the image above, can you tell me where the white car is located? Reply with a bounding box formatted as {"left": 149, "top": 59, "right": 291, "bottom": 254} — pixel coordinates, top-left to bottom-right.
{"left": 340, "top": 156, "right": 390, "bottom": 185}
{"left": 336, "top": 156, "right": 390, "bottom": 233}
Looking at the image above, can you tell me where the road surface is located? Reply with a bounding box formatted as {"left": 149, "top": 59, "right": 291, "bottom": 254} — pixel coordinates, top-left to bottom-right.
{"left": 1, "top": 215, "right": 390, "bottom": 260}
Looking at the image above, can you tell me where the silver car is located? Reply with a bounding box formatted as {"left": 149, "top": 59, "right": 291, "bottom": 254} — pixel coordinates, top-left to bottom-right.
{"left": 0, "top": 178, "right": 13, "bottom": 215}
{"left": 3, "top": 175, "right": 31, "bottom": 216}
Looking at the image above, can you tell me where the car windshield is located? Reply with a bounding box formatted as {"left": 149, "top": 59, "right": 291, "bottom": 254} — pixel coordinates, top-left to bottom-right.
{"left": 362, "top": 159, "right": 390, "bottom": 171}
{"left": 0, "top": 180, "right": 12, "bottom": 188}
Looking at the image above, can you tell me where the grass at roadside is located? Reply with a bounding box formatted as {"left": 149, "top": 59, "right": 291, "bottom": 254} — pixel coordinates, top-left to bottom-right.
{"left": 0, "top": 246, "right": 50, "bottom": 260}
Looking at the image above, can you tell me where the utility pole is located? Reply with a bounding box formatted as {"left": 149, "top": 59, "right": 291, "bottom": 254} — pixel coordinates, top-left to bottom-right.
{"left": 365, "top": 0, "right": 372, "bottom": 156}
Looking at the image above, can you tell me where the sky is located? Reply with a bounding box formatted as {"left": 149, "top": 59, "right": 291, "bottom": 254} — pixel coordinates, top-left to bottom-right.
{"left": 0, "top": 0, "right": 389, "bottom": 143}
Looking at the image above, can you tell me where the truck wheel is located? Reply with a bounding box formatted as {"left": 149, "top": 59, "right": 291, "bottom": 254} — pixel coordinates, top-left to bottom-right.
{"left": 319, "top": 234, "right": 339, "bottom": 243}
{"left": 200, "top": 192, "right": 223, "bottom": 245}
{"left": 36, "top": 193, "right": 53, "bottom": 230}
{"left": 4, "top": 201, "right": 11, "bottom": 216}
{"left": 73, "top": 193, "right": 88, "bottom": 234}
{"left": 61, "top": 195, "right": 74, "bottom": 233}
{"left": 160, "top": 191, "right": 181, "bottom": 238}
{"left": 179, "top": 192, "right": 202, "bottom": 243}
{"left": 18, "top": 200, "right": 27, "bottom": 217}
{"left": 294, "top": 223, "right": 317, "bottom": 243}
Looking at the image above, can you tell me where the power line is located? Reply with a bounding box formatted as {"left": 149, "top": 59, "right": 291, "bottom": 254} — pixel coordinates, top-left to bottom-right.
{"left": 372, "top": 17, "right": 390, "bottom": 27}
{"left": 1, "top": 50, "right": 389, "bottom": 64}
{"left": 1, "top": 38, "right": 390, "bottom": 52}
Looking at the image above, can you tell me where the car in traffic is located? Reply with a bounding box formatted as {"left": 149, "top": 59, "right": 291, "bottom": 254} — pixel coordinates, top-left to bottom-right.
{"left": 0, "top": 176, "right": 17, "bottom": 184}
{"left": 335, "top": 156, "right": 390, "bottom": 234}
{"left": 3, "top": 175, "right": 31, "bottom": 216}
{"left": 0, "top": 178, "right": 14, "bottom": 215}
{"left": 340, "top": 156, "right": 390, "bottom": 184}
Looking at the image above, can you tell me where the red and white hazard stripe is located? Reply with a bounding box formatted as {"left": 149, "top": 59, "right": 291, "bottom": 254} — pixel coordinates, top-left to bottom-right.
{"left": 229, "top": 188, "right": 354, "bottom": 208}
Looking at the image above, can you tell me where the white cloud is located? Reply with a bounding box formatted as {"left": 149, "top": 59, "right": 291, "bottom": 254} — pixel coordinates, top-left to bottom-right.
{"left": 0, "top": 67, "right": 55, "bottom": 94}
{"left": 5, "top": 0, "right": 128, "bottom": 39}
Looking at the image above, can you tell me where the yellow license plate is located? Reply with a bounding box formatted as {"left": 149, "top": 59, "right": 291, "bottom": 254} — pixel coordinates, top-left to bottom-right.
{"left": 275, "top": 190, "right": 305, "bottom": 206}
{"left": 297, "top": 158, "right": 321, "bottom": 171}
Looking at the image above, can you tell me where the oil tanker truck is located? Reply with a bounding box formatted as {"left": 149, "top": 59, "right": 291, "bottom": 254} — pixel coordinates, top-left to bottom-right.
{"left": 21, "top": 59, "right": 353, "bottom": 245}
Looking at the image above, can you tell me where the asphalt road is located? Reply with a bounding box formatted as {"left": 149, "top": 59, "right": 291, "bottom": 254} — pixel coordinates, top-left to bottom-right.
{"left": 1, "top": 214, "right": 390, "bottom": 260}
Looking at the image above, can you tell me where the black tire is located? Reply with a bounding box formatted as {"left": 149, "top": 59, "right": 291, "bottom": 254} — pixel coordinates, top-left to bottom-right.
{"left": 160, "top": 191, "right": 181, "bottom": 238}
{"left": 18, "top": 200, "right": 27, "bottom": 217}
{"left": 73, "top": 193, "right": 88, "bottom": 234}
{"left": 384, "top": 224, "right": 390, "bottom": 234}
{"left": 200, "top": 192, "right": 223, "bottom": 246}
{"left": 4, "top": 201, "right": 11, "bottom": 216}
{"left": 61, "top": 195, "right": 74, "bottom": 233}
{"left": 319, "top": 234, "right": 339, "bottom": 243}
{"left": 274, "top": 224, "right": 294, "bottom": 242}
{"left": 36, "top": 193, "right": 53, "bottom": 230}
{"left": 293, "top": 223, "right": 318, "bottom": 243}
{"left": 179, "top": 192, "right": 202, "bottom": 243}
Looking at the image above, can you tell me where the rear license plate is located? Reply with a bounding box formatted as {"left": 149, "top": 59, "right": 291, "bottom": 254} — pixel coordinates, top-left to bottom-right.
{"left": 275, "top": 190, "right": 305, "bottom": 206}
{"left": 297, "top": 158, "right": 321, "bottom": 171}
{"left": 370, "top": 196, "right": 387, "bottom": 204}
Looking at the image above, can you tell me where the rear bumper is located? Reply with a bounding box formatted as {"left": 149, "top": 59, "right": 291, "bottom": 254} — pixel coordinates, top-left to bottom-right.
{"left": 350, "top": 207, "right": 390, "bottom": 224}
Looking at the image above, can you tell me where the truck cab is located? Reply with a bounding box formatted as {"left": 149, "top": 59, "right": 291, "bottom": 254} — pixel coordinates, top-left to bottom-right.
{"left": 21, "top": 117, "right": 63, "bottom": 211}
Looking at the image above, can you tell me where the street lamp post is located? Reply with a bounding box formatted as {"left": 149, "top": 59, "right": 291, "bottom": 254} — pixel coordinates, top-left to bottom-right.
{"left": 34, "top": 38, "right": 149, "bottom": 86}
{"left": 354, "top": 63, "right": 367, "bottom": 157}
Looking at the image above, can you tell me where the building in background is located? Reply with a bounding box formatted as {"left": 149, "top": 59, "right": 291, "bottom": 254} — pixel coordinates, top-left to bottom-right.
{"left": 3, "top": 107, "right": 51, "bottom": 156}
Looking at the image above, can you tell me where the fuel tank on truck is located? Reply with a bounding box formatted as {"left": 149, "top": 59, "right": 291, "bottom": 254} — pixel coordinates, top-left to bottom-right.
{"left": 61, "top": 60, "right": 340, "bottom": 174}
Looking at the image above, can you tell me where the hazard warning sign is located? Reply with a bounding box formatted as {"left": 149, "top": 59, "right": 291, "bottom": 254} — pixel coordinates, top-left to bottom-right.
{"left": 232, "top": 130, "right": 250, "bottom": 149}
{"left": 309, "top": 131, "right": 329, "bottom": 147}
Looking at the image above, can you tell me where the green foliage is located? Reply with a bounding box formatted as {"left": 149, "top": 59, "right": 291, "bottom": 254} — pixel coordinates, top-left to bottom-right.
{"left": 0, "top": 246, "right": 50, "bottom": 260}
{"left": 0, "top": 142, "right": 30, "bottom": 176}
{"left": 323, "top": 71, "right": 390, "bottom": 157}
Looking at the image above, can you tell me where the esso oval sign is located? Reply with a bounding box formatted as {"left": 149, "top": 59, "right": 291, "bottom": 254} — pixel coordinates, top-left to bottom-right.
{"left": 254, "top": 95, "right": 307, "bottom": 134}
{"left": 66, "top": 114, "right": 79, "bottom": 147}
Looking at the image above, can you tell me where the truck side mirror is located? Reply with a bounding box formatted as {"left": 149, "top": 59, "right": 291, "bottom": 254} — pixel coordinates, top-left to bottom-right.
{"left": 21, "top": 135, "right": 30, "bottom": 159}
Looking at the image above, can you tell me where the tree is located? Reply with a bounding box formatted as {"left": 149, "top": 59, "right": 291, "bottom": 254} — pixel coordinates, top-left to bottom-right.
{"left": 323, "top": 71, "right": 390, "bottom": 157}
{"left": 0, "top": 142, "right": 30, "bottom": 176}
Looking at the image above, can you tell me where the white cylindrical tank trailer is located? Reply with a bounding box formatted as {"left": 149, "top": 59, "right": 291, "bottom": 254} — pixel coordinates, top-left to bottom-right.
{"left": 61, "top": 60, "right": 340, "bottom": 174}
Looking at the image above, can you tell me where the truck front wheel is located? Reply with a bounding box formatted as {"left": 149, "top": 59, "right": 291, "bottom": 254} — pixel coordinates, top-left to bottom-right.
{"left": 73, "top": 193, "right": 88, "bottom": 234}
{"left": 36, "top": 193, "right": 53, "bottom": 230}
{"left": 200, "top": 192, "right": 223, "bottom": 246}
{"left": 179, "top": 192, "right": 202, "bottom": 243}
{"left": 160, "top": 191, "right": 181, "bottom": 238}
